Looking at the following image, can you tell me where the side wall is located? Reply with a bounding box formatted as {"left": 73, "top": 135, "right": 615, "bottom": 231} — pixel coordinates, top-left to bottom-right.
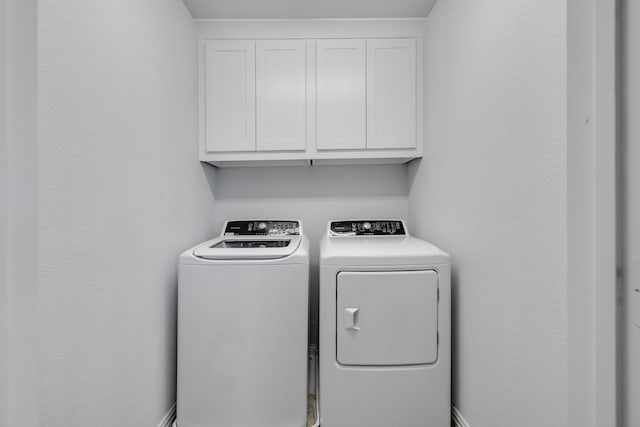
{"left": 0, "top": 0, "right": 7, "bottom": 422}
{"left": 623, "top": 0, "right": 640, "bottom": 425}
{"left": 2, "top": 0, "right": 39, "bottom": 425}
{"left": 567, "top": 0, "right": 618, "bottom": 426}
{"left": 214, "top": 164, "right": 409, "bottom": 343}
{"left": 0, "top": 0, "right": 7, "bottom": 421}
{"left": 38, "top": 0, "right": 216, "bottom": 425}
{"left": 408, "top": 1, "right": 567, "bottom": 425}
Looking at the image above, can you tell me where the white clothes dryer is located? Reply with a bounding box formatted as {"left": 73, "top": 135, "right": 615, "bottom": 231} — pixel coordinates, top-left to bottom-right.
{"left": 176, "top": 220, "right": 309, "bottom": 427}
{"left": 319, "top": 220, "right": 451, "bottom": 427}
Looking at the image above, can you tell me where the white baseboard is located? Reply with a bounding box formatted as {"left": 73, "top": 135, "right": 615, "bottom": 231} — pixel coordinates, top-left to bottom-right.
{"left": 452, "top": 404, "right": 471, "bottom": 427}
{"left": 157, "top": 403, "right": 176, "bottom": 427}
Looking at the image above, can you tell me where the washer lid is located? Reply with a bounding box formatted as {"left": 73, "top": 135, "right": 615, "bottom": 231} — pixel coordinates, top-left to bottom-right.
{"left": 194, "top": 220, "right": 303, "bottom": 260}
{"left": 193, "top": 235, "right": 302, "bottom": 260}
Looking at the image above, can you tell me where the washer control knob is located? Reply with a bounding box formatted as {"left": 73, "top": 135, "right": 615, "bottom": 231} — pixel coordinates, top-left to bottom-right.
{"left": 363, "top": 222, "right": 372, "bottom": 231}
{"left": 258, "top": 222, "right": 267, "bottom": 231}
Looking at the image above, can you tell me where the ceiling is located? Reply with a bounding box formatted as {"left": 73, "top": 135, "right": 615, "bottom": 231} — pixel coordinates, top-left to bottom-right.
{"left": 182, "top": 0, "right": 438, "bottom": 19}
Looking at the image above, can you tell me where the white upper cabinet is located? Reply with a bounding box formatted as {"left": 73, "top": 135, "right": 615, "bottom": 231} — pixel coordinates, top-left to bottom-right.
{"left": 317, "top": 38, "right": 418, "bottom": 153}
{"left": 198, "top": 20, "right": 424, "bottom": 166}
{"left": 316, "top": 40, "right": 366, "bottom": 150}
{"left": 367, "top": 39, "right": 417, "bottom": 150}
{"left": 203, "top": 40, "right": 255, "bottom": 153}
{"left": 256, "top": 40, "right": 307, "bottom": 151}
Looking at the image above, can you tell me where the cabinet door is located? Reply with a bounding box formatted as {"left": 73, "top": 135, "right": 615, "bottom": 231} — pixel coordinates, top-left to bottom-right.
{"left": 367, "top": 39, "right": 417, "bottom": 149}
{"left": 204, "top": 40, "right": 256, "bottom": 152}
{"left": 256, "top": 40, "right": 306, "bottom": 151}
{"left": 316, "top": 40, "right": 366, "bottom": 150}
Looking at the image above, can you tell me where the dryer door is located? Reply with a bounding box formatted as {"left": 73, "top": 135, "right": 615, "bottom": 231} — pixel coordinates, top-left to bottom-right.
{"left": 336, "top": 270, "right": 438, "bottom": 366}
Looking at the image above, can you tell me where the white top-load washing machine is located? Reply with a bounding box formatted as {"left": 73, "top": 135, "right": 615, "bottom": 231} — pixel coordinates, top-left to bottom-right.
{"left": 176, "top": 220, "right": 309, "bottom": 427}
{"left": 319, "top": 220, "right": 451, "bottom": 427}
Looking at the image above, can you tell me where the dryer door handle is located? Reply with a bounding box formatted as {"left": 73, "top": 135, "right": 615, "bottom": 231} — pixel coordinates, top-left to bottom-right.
{"left": 344, "top": 307, "right": 360, "bottom": 331}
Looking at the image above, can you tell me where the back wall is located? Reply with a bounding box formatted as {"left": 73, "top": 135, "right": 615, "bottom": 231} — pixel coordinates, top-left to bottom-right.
{"left": 214, "top": 164, "right": 409, "bottom": 343}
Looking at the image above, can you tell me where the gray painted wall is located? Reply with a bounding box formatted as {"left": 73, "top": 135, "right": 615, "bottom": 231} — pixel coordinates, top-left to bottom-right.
{"left": 566, "top": 1, "right": 598, "bottom": 425}
{"left": 38, "top": 0, "right": 216, "bottom": 425}
{"left": 408, "top": 1, "right": 567, "bottom": 425}
{"left": 2, "top": 0, "right": 39, "bottom": 425}
{"left": 214, "top": 164, "right": 409, "bottom": 343}
{"left": 623, "top": 1, "right": 640, "bottom": 425}
{"left": 567, "top": 0, "right": 618, "bottom": 425}
{"left": 0, "top": 0, "right": 7, "bottom": 421}
{"left": 0, "top": 0, "right": 7, "bottom": 422}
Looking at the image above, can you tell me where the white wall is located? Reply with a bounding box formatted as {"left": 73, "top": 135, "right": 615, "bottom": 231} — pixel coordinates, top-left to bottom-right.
{"left": 38, "top": 0, "right": 216, "bottom": 425}
{"left": 566, "top": 0, "right": 618, "bottom": 425}
{"left": 408, "top": 1, "right": 567, "bottom": 425}
{"left": 0, "top": 0, "right": 7, "bottom": 422}
{"left": 623, "top": 0, "right": 640, "bottom": 425}
{"left": 214, "top": 165, "right": 409, "bottom": 342}
{"left": 2, "top": 0, "right": 40, "bottom": 425}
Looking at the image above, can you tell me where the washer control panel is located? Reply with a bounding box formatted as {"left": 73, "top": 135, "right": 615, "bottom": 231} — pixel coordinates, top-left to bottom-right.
{"left": 224, "top": 220, "right": 301, "bottom": 236}
{"left": 329, "top": 220, "right": 406, "bottom": 236}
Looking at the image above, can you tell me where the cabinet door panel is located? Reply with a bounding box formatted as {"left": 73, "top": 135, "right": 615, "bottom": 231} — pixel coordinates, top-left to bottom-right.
{"left": 204, "top": 40, "right": 255, "bottom": 152}
{"left": 316, "top": 40, "right": 366, "bottom": 150}
{"left": 256, "top": 40, "right": 306, "bottom": 151}
{"left": 367, "top": 39, "right": 417, "bottom": 149}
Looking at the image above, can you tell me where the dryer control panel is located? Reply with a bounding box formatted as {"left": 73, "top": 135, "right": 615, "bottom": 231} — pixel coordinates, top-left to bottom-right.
{"left": 329, "top": 220, "right": 406, "bottom": 236}
{"left": 224, "top": 220, "right": 301, "bottom": 236}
